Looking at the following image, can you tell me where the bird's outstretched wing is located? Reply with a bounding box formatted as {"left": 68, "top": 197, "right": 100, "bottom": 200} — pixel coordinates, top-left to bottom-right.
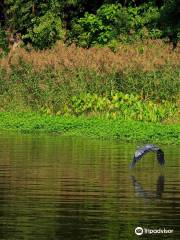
{"left": 156, "top": 149, "right": 165, "bottom": 165}
{"left": 130, "top": 145, "right": 153, "bottom": 168}
{"left": 129, "top": 155, "right": 141, "bottom": 169}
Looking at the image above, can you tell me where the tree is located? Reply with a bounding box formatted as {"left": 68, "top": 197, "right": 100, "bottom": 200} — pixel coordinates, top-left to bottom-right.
{"left": 69, "top": 3, "right": 130, "bottom": 47}
{"left": 4, "top": 0, "right": 64, "bottom": 49}
{"left": 159, "top": 0, "right": 180, "bottom": 49}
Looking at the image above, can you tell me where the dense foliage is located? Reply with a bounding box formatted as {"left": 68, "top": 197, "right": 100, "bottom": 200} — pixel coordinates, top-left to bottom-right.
{"left": 0, "top": 0, "right": 179, "bottom": 49}
{"left": 24, "top": 12, "right": 64, "bottom": 49}
{"left": 69, "top": 4, "right": 130, "bottom": 47}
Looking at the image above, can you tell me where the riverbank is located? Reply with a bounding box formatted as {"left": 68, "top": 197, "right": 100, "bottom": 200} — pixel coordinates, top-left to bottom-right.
{"left": 0, "top": 112, "right": 179, "bottom": 144}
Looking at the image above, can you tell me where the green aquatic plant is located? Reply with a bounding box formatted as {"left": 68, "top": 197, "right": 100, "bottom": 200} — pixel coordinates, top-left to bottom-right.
{"left": 62, "top": 92, "right": 178, "bottom": 123}
{"left": 0, "top": 112, "right": 179, "bottom": 144}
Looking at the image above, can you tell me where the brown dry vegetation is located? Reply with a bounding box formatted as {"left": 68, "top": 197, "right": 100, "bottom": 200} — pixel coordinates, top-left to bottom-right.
{"left": 1, "top": 40, "right": 180, "bottom": 73}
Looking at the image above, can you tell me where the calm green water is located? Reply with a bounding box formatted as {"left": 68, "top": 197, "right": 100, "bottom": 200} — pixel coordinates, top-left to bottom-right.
{"left": 0, "top": 133, "right": 179, "bottom": 240}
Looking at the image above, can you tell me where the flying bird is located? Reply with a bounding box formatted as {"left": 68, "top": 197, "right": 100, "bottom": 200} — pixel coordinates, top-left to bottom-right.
{"left": 129, "top": 144, "right": 165, "bottom": 169}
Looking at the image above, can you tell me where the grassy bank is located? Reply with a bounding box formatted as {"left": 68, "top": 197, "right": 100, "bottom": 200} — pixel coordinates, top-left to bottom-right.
{"left": 0, "top": 41, "right": 179, "bottom": 133}
{"left": 0, "top": 112, "right": 179, "bottom": 144}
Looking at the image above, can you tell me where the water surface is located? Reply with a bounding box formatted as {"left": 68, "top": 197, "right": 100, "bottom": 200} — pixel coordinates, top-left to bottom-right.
{"left": 0, "top": 133, "right": 179, "bottom": 239}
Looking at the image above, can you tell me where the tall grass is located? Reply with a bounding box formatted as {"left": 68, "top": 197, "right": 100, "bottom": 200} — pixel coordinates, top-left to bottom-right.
{"left": 1, "top": 40, "right": 179, "bottom": 72}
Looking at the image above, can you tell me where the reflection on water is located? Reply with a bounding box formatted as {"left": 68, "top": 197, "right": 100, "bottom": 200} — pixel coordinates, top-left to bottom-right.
{"left": 131, "top": 175, "right": 165, "bottom": 199}
{"left": 0, "top": 132, "right": 179, "bottom": 239}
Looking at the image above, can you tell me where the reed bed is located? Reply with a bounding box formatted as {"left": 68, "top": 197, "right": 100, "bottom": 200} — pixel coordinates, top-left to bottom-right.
{"left": 1, "top": 40, "right": 179, "bottom": 73}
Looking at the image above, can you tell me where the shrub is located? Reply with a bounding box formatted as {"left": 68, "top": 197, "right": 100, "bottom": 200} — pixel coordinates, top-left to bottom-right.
{"left": 69, "top": 2, "right": 163, "bottom": 46}
{"left": 69, "top": 3, "right": 130, "bottom": 47}
{"left": 123, "top": 3, "right": 162, "bottom": 42}
{"left": 24, "top": 12, "right": 64, "bottom": 49}
{"left": 127, "top": 3, "right": 160, "bottom": 30}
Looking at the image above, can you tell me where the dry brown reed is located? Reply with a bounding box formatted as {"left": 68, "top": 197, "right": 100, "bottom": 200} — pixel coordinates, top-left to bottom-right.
{"left": 1, "top": 40, "right": 179, "bottom": 73}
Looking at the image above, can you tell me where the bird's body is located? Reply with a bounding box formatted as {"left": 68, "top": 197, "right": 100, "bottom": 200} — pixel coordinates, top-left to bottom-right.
{"left": 130, "top": 144, "right": 165, "bottom": 169}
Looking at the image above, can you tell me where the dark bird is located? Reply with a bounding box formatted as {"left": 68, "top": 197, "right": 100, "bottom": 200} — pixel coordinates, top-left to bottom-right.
{"left": 130, "top": 144, "right": 165, "bottom": 169}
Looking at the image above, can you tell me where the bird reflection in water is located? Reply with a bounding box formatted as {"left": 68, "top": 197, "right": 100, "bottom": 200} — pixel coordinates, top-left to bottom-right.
{"left": 131, "top": 175, "right": 165, "bottom": 199}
